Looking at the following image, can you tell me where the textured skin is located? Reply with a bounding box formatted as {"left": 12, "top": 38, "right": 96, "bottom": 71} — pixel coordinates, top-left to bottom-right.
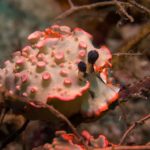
{"left": 32, "top": 130, "right": 109, "bottom": 150}
{"left": 0, "top": 25, "right": 119, "bottom": 120}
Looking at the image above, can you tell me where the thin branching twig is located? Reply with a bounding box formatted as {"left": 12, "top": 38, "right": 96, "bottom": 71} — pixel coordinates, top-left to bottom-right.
{"left": 113, "top": 22, "right": 150, "bottom": 68}
{"left": 40, "top": 103, "right": 82, "bottom": 141}
{"left": 119, "top": 114, "right": 150, "bottom": 145}
{"left": 116, "top": 22, "right": 150, "bottom": 53}
{"left": 56, "top": 0, "right": 131, "bottom": 20}
{"left": 68, "top": 0, "right": 74, "bottom": 8}
{"left": 119, "top": 76, "right": 150, "bottom": 100}
{"left": 113, "top": 0, "right": 134, "bottom": 22}
{"left": 5, "top": 94, "right": 84, "bottom": 145}
{"left": 56, "top": 0, "right": 150, "bottom": 21}
{"left": 128, "top": 0, "right": 150, "bottom": 15}
{"left": 113, "top": 52, "right": 142, "bottom": 56}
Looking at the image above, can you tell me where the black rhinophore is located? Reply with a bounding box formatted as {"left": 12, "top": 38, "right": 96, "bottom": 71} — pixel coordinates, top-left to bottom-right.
{"left": 88, "top": 50, "right": 99, "bottom": 64}
{"left": 78, "top": 61, "right": 87, "bottom": 72}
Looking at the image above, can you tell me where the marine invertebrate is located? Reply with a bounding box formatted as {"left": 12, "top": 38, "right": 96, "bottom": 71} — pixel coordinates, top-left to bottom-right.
{"left": 0, "top": 25, "right": 119, "bottom": 121}
{"left": 32, "top": 130, "right": 109, "bottom": 150}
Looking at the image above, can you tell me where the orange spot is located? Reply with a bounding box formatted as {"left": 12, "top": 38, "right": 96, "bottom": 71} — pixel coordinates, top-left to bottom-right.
{"left": 60, "top": 70, "right": 68, "bottom": 77}
{"left": 21, "top": 74, "right": 28, "bottom": 83}
{"left": 27, "top": 31, "right": 42, "bottom": 42}
{"left": 44, "top": 28, "right": 61, "bottom": 38}
{"left": 8, "top": 90, "right": 13, "bottom": 95}
{"left": 36, "top": 40, "right": 45, "bottom": 49}
{"left": 30, "top": 86, "right": 38, "bottom": 93}
{"left": 64, "top": 78, "right": 72, "bottom": 86}
{"left": 81, "top": 130, "right": 91, "bottom": 142}
{"left": 59, "top": 63, "right": 65, "bottom": 68}
{"left": 78, "top": 50, "right": 86, "bottom": 58}
{"left": 42, "top": 72, "right": 51, "bottom": 80}
{"left": 37, "top": 61, "right": 46, "bottom": 68}
{"left": 51, "top": 24, "right": 60, "bottom": 29}
{"left": 15, "top": 73, "right": 20, "bottom": 78}
{"left": 16, "top": 58, "right": 24, "bottom": 65}
{"left": 37, "top": 53, "right": 45, "bottom": 60}
{"left": 22, "top": 92, "right": 28, "bottom": 97}
{"left": 51, "top": 51, "right": 55, "bottom": 57}
{"left": 54, "top": 52, "right": 64, "bottom": 64}
{"left": 16, "top": 85, "right": 20, "bottom": 90}
{"left": 79, "top": 41, "right": 87, "bottom": 49}
{"left": 61, "top": 133, "right": 74, "bottom": 141}
{"left": 22, "top": 46, "right": 31, "bottom": 53}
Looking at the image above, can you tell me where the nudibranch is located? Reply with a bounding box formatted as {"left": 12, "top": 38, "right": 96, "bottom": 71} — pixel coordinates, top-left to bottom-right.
{"left": 0, "top": 25, "right": 119, "bottom": 120}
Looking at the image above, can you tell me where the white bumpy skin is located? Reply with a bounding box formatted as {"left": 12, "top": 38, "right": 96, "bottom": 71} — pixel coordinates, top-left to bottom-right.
{"left": 0, "top": 25, "right": 119, "bottom": 121}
